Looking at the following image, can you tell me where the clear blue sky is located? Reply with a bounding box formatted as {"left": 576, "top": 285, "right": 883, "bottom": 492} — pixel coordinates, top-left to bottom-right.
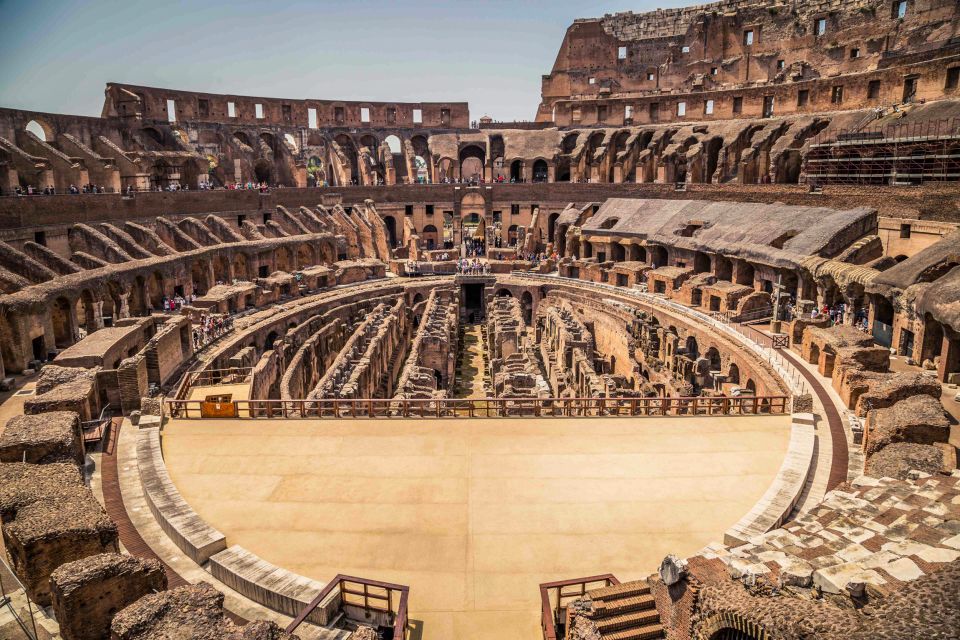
{"left": 0, "top": 0, "right": 687, "bottom": 122}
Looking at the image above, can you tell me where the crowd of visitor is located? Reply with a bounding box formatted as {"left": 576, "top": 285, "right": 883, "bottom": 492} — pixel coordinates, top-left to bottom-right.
{"left": 192, "top": 313, "right": 233, "bottom": 350}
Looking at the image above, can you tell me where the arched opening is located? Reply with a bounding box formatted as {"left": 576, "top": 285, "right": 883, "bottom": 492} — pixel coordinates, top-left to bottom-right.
{"left": 704, "top": 137, "right": 723, "bottom": 183}
{"left": 684, "top": 335, "right": 699, "bottom": 359}
{"left": 51, "top": 297, "right": 74, "bottom": 347}
{"left": 508, "top": 224, "right": 519, "bottom": 246}
{"left": 283, "top": 133, "right": 298, "bottom": 153}
{"left": 496, "top": 288, "right": 513, "bottom": 297}
{"left": 130, "top": 276, "right": 147, "bottom": 316}
{"left": 727, "top": 362, "right": 740, "bottom": 385}
{"left": 776, "top": 149, "right": 802, "bottom": 184}
{"left": 254, "top": 159, "right": 272, "bottom": 184}
{"left": 694, "top": 252, "right": 711, "bottom": 274}
{"left": 532, "top": 159, "right": 549, "bottom": 183}
{"left": 422, "top": 224, "right": 438, "bottom": 250}
{"left": 383, "top": 216, "right": 398, "bottom": 248}
{"left": 265, "top": 331, "right": 279, "bottom": 351}
{"left": 297, "top": 244, "right": 316, "bottom": 269}
{"left": 147, "top": 272, "right": 164, "bottom": 309}
{"left": 561, "top": 133, "right": 579, "bottom": 154}
{"left": 191, "top": 261, "right": 211, "bottom": 295}
{"left": 334, "top": 134, "right": 360, "bottom": 184}
{"left": 709, "top": 627, "right": 763, "bottom": 640}
{"left": 628, "top": 244, "right": 647, "bottom": 262}
{"left": 26, "top": 119, "right": 52, "bottom": 142}
{"left": 459, "top": 144, "right": 486, "bottom": 182}
{"left": 921, "top": 314, "right": 945, "bottom": 365}
{"left": 735, "top": 262, "right": 755, "bottom": 287}
{"left": 650, "top": 246, "right": 668, "bottom": 268}
{"left": 547, "top": 213, "right": 561, "bottom": 243}
{"left": 715, "top": 256, "right": 733, "bottom": 281}
{"left": 611, "top": 243, "right": 625, "bottom": 262}
{"left": 412, "top": 293, "right": 425, "bottom": 306}
{"left": 233, "top": 253, "right": 250, "bottom": 280}
{"left": 705, "top": 347, "right": 722, "bottom": 372}
{"left": 385, "top": 135, "right": 402, "bottom": 154}
{"left": 274, "top": 246, "right": 293, "bottom": 273}
{"left": 79, "top": 289, "right": 98, "bottom": 333}
{"left": 438, "top": 157, "right": 455, "bottom": 182}
{"left": 745, "top": 379, "right": 756, "bottom": 394}
{"left": 233, "top": 131, "right": 252, "bottom": 148}
{"left": 520, "top": 291, "right": 534, "bottom": 325}
{"left": 510, "top": 160, "right": 523, "bottom": 182}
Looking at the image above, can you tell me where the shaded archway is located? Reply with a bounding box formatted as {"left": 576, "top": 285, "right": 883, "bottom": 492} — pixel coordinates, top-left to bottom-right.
{"left": 51, "top": 296, "right": 74, "bottom": 347}
{"left": 532, "top": 159, "right": 549, "bottom": 183}
{"left": 510, "top": 160, "right": 523, "bottom": 182}
{"left": 383, "top": 216, "right": 398, "bottom": 248}
{"left": 547, "top": 213, "right": 561, "bottom": 243}
{"left": 422, "top": 224, "right": 438, "bottom": 250}
{"left": 520, "top": 291, "right": 533, "bottom": 325}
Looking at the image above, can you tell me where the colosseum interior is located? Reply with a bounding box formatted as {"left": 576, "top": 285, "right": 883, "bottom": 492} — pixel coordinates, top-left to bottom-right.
{"left": 1, "top": 1, "right": 959, "bottom": 639}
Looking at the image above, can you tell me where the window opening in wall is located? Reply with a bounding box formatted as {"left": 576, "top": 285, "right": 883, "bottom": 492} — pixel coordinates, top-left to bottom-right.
{"left": 677, "top": 101, "right": 686, "bottom": 117}
{"left": 618, "top": 46, "right": 627, "bottom": 60}
{"left": 387, "top": 107, "right": 396, "bottom": 124}
{"left": 831, "top": 86, "right": 844, "bottom": 104}
{"left": 335, "top": 106, "right": 345, "bottom": 124}
{"left": 237, "top": 214, "right": 246, "bottom": 226}
{"left": 258, "top": 265, "right": 269, "bottom": 278}
{"left": 166, "top": 99, "right": 176, "bottom": 122}
{"left": 625, "top": 105, "right": 633, "bottom": 121}
{"left": 263, "top": 212, "right": 272, "bottom": 224}
{"left": 681, "top": 45, "right": 690, "bottom": 53}
{"left": 361, "top": 107, "right": 370, "bottom": 123}
{"left": 588, "top": 77, "right": 596, "bottom": 85}
{"left": 647, "top": 71, "right": 656, "bottom": 81}
{"left": 946, "top": 67, "right": 960, "bottom": 90}
{"left": 893, "top": 0, "right": 907, "bottom": 19}
{"left": 34, "top": 231, "right": 46, "bottom": 246}
{"left": 649, "top": 103, "right": 659, "bottom": 122}
{"left": 868, "top": 80, "right": 882, "bottom": 99}
{"left": 815, "top": 18, "right": 827, "bottom": 36}
{"left": 597, "top": 105, "right": 608, "bottom": 122}
{"left": 441, "top": 108, "right": 450, "bottom": 126}
{"left": 255, "top": 103, "right": 264, "bottom": 119}
{"left": 572, "top": 107, "right": 582, "bottom": 123}
{"left": 762, "top": 96, "right": 774, "bottom": 118}
{"left": 413, "top": 108, "right": 422, "bottom": 123}
{"left": 704, "top": 99, "right": 714, "bottom": 115}
{"left": 732, "top": 96, "right": 743, "bottom": 114}
{"left": 776, "top": 59, "right": 785, "bottom": 70}
{"left": 405, "top": 205, "right": 414, "bottom": 216}
{"left": 903, "top": 75, "right": 918, "bottom": 103}
{"left": 282, "top": 104, "right": 292, "bottom": 122}
{"left": 511, "top": 204, "right": 520, "bottom": 216}
{"left": 743, "top": 30, "right": 754, "bottom": 46}
{"left": 900, "top": 223, "right": 912, "bottom": 238}
{"left": 227, "top": 101, "right": 236, "bottom": 118}
{"left": 797, "top": 89, "right": 810, "bottom": 107}
{"left": 850, "top": 48, "right": 860, "bottom": 59}
{"left": 711, "top": 67, "right": 718, "bottom": 75}
{"left": 198, "top": 98, "right": 209, "bottom": 118}
{"left": 426, "top": 205, "right": 434, "bottom": 215}
{"left": 308, "top": 107, "right": 318, "bottom": 128}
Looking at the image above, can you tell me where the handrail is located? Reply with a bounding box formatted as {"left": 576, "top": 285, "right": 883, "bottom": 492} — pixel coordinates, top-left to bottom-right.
{"left": 286, "top": 574, "right": 409, "bottom": 639}
{"left": 166, "top": 394, "right": 790, "bottom": 420}
{"left": 539, "top": 574, "right": 619, "bottom": 640}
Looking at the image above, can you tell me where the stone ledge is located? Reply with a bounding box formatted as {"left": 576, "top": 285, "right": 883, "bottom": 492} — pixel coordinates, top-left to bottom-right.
{"left": 208, "top": 545, "right": 330, "bottom": 626}
{"left": 136, "top": 427, "right": 226, "bottom": 564}
{"left": 723, "top": 413, "right": 816, "bottom": 547}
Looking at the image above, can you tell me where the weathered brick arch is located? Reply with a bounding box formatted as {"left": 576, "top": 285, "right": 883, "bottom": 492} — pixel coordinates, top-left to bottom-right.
{"left": 694, "top": 611, "right": 769, "bottom": 640}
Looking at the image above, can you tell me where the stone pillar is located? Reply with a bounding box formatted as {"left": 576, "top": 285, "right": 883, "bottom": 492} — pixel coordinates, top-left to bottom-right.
{"left": 118, "top": 293, "right": 130, "bottom": 319}
{"left": 89, "top": 301, "right": 104, "bottom": 332}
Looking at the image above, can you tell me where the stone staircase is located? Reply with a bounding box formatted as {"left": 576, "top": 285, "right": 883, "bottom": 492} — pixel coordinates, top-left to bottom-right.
{"left": 583, "top": 581, "right": 664, "bottom": 640}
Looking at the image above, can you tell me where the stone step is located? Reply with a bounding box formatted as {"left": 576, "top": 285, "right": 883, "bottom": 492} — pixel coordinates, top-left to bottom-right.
{"left": 596, "top": 608, "right": 661, "bottom": 632}
{"left": 603, "top": 623, "right": 665, "bottom": 640}
{"left": 589, "top": 580, "right": 650, "bottom": 602}
{"left": 593, "top": 594, "right": 656, "bottom": 617}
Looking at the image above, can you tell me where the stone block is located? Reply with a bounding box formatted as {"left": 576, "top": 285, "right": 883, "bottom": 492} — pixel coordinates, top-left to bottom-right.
{"left": 50, "top": 553, "right": 167, "bottom": 640}
{"left": 863, "top": 395, "right": 950, "bottom": 456}
{"left": 0, "top": 463, "right": 118, "bottom": 606}
{"left": 0, "top": 411, "right": 84, "bottom": 467}
{"left": 111, "top": 582, "right": 300, "bottom": 639}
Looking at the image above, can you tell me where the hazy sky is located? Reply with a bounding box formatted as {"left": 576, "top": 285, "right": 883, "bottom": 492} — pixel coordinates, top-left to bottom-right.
{"left": 0, "top": 0, "right": 688, "bottom": 122}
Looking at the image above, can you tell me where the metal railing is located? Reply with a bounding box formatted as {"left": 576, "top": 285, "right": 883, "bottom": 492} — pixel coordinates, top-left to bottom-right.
{"left": 286, "top": 575, "right": 408, "bottom": 639}
{"left": 0, "top": 555, "right": 40, "bottom": 640}
{"left": 539, "top": 574, "right": 619, "bottom": 640}
{"left": 166, "top": 394, "right": 789, "bottom": 420}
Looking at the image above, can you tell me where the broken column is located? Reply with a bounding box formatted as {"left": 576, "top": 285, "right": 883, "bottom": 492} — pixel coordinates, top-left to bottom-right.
{"left": 50, "top": 552, "right": 167, "bottom": 640}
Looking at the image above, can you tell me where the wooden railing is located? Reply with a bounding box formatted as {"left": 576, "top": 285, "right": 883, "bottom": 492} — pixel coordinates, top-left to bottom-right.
{"left": 166, "top": 394, "right": 790, "bottom": 420}
{"left": 173, "top": 367, "right": 253, "bottom": 400}
{"left": 285, "top": 574, "right": 408, "bottom": 639}
{"left": 539, "top": 574, "right": 619, "bottom": 640}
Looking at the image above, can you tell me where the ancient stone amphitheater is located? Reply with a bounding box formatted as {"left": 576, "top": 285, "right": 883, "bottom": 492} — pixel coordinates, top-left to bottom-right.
{"left": 1, "top": 1, "right": 959, "bottom": 639}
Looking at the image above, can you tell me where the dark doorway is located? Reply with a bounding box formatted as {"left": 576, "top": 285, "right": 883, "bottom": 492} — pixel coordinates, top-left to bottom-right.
{"left": 462, "top": 283, "right": 484, "bottom": 322}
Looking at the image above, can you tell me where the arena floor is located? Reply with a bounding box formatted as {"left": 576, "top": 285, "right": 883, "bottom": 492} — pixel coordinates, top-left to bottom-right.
{"left": 161, "top": 415, "right": 791, "bottom": 640}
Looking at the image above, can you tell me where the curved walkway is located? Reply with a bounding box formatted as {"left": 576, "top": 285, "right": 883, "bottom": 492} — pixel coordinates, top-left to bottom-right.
{"left": 778, "top": 348, "right": 850, "bottom": 492}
